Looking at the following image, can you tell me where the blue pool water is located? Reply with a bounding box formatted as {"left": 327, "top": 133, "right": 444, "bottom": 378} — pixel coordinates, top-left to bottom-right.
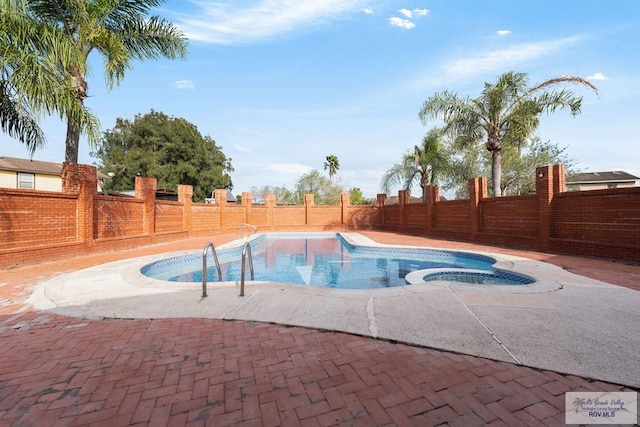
{"left": 141, "top": 233, "right": 534, "bottom": 289}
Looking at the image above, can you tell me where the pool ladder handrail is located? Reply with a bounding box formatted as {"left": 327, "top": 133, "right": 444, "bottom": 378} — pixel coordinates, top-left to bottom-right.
{"left": 240, "top": 223, "right": 257, "bottom": 239}
{"left": 240, "top": 242, "right": 254, "bottom": 297}
{"left": 202, "top": 242, "right": 222, "bottom": 298}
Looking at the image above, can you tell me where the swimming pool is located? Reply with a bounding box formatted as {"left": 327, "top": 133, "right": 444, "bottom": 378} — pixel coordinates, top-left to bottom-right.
{"left": 141, "top": 233, "right": 534, "bottom": 289}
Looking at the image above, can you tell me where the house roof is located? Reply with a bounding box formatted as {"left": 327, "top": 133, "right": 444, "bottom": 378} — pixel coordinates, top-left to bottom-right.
{"left": 0, "top": 156, "right": 62, "bottom": 175}
{"left": 0, "top": 156, "right": 109, "bottom": 179}
{"left": 566, "top": 171, "right": 639, "bottom": 184}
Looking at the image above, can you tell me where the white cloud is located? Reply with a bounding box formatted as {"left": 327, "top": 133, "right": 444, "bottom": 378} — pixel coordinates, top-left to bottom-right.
{"left": 587, "top": 72, "right": 609, "bottom": 80}
{"left": 174, "top": 80, "right": 195, "bottom": 89}
{"left": 414, "top": 8, "right": 430, "bottom": 16}
{"left": 496, "top": 30, "right": 511, "bottom": 36}
{"left": 170, "top": 0, "right": 368, "bottom": 45}
{"left": 442, "top": 36, "right": 583, "bottom": 80}
{"left": 389, "top": 17, "right": 415, "bottom": 29}
{"left": 398, "top": 8, "right": 412, "bottom": 18}
{"left": 363, "top": 7, "right": 374, "bottom": 14}
{"left": 234, "top": 143, "right": 251, "bottom": 153}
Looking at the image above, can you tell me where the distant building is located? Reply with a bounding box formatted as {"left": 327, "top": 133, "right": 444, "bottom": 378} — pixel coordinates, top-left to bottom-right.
{"left": 0, "top": 156, "right": 108, "bottom": 192}
{"left": 566, "top": 171, "right": 639, "bottom": 191}
{"left": 205, "top": 189, "right": 236, "bottom": 204}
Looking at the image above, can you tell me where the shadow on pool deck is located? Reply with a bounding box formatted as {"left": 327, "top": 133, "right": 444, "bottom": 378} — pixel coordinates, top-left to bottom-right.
{"left": 1, "top": 231, "right": 639, "bottom": 426}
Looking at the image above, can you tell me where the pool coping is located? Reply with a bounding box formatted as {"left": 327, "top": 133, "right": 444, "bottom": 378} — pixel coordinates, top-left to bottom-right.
{"left": 27, "top": 232, "right": 640, "bottom": 388}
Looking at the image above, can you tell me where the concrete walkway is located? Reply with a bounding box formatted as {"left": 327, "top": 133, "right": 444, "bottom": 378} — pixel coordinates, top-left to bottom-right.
{"left": 2, "top": 232, "right": 639, "bottom": 426}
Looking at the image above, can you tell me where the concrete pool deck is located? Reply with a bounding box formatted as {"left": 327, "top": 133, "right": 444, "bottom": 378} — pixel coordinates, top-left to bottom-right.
{"left": 2, "top": 231, "right": 639, "bottom": 425}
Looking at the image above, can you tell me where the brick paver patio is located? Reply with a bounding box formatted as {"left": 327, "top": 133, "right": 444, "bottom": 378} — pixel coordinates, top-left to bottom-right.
{"left": 1, "top": 232, "right": 638, "bottom": 426}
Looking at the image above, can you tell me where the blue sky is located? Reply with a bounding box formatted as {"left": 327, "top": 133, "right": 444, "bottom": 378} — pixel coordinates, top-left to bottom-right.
{"left": 4, "top": 0, "right": 639, "bottom": 198}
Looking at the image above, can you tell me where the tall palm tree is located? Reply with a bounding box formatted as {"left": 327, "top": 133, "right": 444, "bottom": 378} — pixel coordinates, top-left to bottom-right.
{"left": 24, "top": 0, "right": 188, "bottom": 163}
{"left": 419, "top": 71, "right": 598, "bottom": 196}
{"left": 0, "top": 0, "right": 99, "bottom": 154}
{"left": 324, "top": 154, "right": 340, "bottom": 180}
{"left": 381, "top": 127, "right": 450, "bottom": 202}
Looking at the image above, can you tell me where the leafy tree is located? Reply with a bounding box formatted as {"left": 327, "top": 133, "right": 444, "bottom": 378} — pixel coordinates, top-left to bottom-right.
{"left": 23, "top": 0, "right": 187, "bottom": 163}
{"left": 323, "top": 154, "right": 340, "bottom": 180}
{"left": 250, "top": 185, "right": 297, "bottom": 205}
{"left": 499, "top": 135, "right": 578, "bottom": 195}
{"left": 294, "top": 170, "right": 345, "bottom": 205}
{"left": 349, "top": 187, "right": 373, "bottom": 205}
{"left": 419, "top": 71, "right": 598, "bottom": 196}
{"left": 443, "top": 134, "right": 578, "bottom": 198}
{"left": 93, "top": 110, "right": 233, "bottom": 202}
{"left": 380, "top": 127, "right": 450, "bottom": 202}
{"left": 0, "top": 0, "right": 99, "bottom": 153}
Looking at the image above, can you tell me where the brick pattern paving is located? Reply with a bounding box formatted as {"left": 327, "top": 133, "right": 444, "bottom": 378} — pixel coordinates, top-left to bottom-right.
{"left": 1, "top": 232, "right": 639, "bottom": 426}
{"left": 0, "top": 313, "right": 634, "bottom": 427}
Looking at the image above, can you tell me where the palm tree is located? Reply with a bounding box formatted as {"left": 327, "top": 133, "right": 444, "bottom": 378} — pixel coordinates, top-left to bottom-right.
{"left": 419, "top": 71, "right": 598, "bottom": 196}
{"left": 23, "top": 0, "right": 188, "bottom": 163}
{"left": 381, "top": 127, "right": 450, "bottom": 202}
{"left": 0, "top": 0, "right": 99, "bottom": 154}
{"left": 324, "top": 154, "right": 340, "bottom": 180}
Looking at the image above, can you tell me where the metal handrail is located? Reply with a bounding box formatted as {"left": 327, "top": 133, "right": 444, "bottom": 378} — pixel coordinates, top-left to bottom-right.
{"left": 240, "top": 242, "right": 254, "bottom": 297}
{"left": 240, "top": 223, "right": 257, "bottom": 239}
{"left": 202, "top": 242, "right": 222, "bottom": 298}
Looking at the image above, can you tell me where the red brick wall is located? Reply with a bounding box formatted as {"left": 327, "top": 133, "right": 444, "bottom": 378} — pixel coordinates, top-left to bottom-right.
{"left": 155, "top": 201, "right": 184, "bottom": 234}
{"left": 308, "top": 206, "right": 341, "bottom": 227}
{"left": 0, "top": 189, "right": 77, "bottom": 249}
{"left": 191, "top": 204, "right": 219, "bottom": 234}
{"left": 248, "top": 207, "right": 270, "bottom": 228}
{"left": 95, "top": 196, "right": 145, "bottom": 239}
{"left": 384, "top": 205, "right": 400, "bottom": 227}
{"left": 406, "top": 203, "right": 428, "bottom": 230}
{"left": 480, "top": 195, "right": 538, "bottom": 237}
{"left": 223, "top": 206, "right": 247, "bottom": 230}
{"left": 2, "top": 163, "right": 639, "bottom": 268}
{"left": 377, "top": 165, "right": 640, "bottom": 261}
{"left": 551, "top": 188, "right": 640, "bottom": 258}
{"left": 273, "top": 206, "right": 306, "bottom": 228}
{"left": 434, "top": 200, "right": 470, "bottom": 231}
{"left": 344, "top": 205, "right": 379, "bottom": 229}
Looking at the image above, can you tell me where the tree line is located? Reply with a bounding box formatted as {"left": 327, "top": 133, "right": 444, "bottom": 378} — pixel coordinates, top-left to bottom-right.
{"left": 383, "top": 71, "right": 598, "bottom": 199}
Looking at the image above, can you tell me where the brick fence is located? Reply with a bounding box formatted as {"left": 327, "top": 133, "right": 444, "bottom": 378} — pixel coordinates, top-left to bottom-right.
{"left": 377, "top": 164, "right": 640, "bottom": 262}
{"left": 1, "top": 163, "right": 638, "bottom": 268}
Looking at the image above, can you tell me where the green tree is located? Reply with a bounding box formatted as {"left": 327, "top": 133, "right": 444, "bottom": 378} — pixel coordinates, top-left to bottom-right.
{"left": 294, "top": 169, "right": 345, "bottom": 205}
{"left": 442, "top": 134, "right": 578, "bottom": 198}
{"left": 23, "top": 0, "right": 187, "bottom": 163}
{"left": 250, "top": 185, "right": 297, "bottom": 205}
{"left": 349, "top": 187, "right": 373, "bottom": 205}
{"left": 499, "top": 135, "right": 578, "bottom": 195}
{"left": 419, "top": 71, "right": 598, "bottom": 196}
{"left": 323, "top": 154, "right": 340, "bottom": 180}
{"left": 93, "top": 110, "right": 233, "bottom": 202}
{"left": 0, "top": 0, "right": 99, "bottom": 153}
{"left": 380, "top": 127, "right": 450, "bottom": 202}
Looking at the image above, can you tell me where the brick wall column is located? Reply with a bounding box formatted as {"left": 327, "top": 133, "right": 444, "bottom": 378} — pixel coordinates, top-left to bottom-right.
{"left": 135, "top": 176, "right": 157, "bottom": 236}
{"left": 177, "top": 184, "right": 193, "bottom": 234}
{"left": 340, "top": 193, "right": 350, "bottom": 226}
{"left": 552, "top": 164, "right": 566, "bottom": 194}
{"left": 304, "top": 194, "right": 314, "bottom": 227}
{"left": 377, "top": 194, "right": 387, "bottom": 226}
{"left": 469, "top": 177, "right": 487, "bottom": 240}
{"left": 536, "top": 165, "right": 555, "bottom": 250}
{"left": 242, "top": 192, "right": 252, "bottom": 224}
{"left": 264, "top": 194, "right": 276, "bottom": 229}
{"left": 62, "top": 163, "right": 97, "bottom": 242}
{"left": 398, "top": 190, "right": 408, "bottom": 228}
{"left": 214, "top": 189, "right": 228, "bottom": 230}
